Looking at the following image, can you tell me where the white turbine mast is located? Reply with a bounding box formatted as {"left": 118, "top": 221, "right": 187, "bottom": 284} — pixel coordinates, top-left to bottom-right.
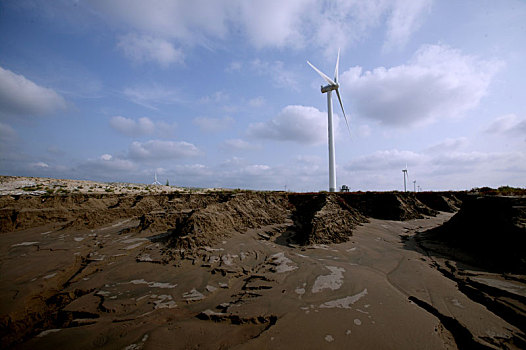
{"left": 402, "top": 164, "right": 408, "bottom": 192}
{"left": 307, "top": 49, "right": 351, "bottom": 192}
{"left": 152, "top": 171, "right": 162, "bottom": 186}
{"left": 413, "top": 180, "right": 416, "bottom": 192}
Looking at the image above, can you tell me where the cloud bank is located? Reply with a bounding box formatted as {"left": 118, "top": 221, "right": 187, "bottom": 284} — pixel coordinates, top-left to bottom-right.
{"left": 109, "top": 116, "right": 176, "bottom": 138}
{"left": 248, "top": 105, "right": 331, "bottom": 145}
{"left": 88, "top": 0, "right": 432, "bottom": 64}
{"left": 341, "top": 44, "right": 502, "bottom": 127}
{"left": 0, "top": 66, "right": 66, "bottom": 118}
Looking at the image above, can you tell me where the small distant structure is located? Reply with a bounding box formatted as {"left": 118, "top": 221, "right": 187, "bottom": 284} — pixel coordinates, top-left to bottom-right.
{"left": 340, "top": 184, "right": 349, "bottom": 192}
{"left": 413, "top": 180, "right": 416, "bottom": 192}
{"left": 152, "top": 172, "right": 162, "bottom": 186}
{"left": 402, "top": 164, "right": 408, "bottom": 192}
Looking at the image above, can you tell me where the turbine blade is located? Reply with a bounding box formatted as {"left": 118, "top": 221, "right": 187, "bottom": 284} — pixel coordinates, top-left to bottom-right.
{"left": 307, "top": 61, "right": 336, "bottom": 86}
{"left": 334, "top": 48, "right": 340, "bottom": 83}
{"left": 335, "top": 88, "right": 351, "bottom": 137}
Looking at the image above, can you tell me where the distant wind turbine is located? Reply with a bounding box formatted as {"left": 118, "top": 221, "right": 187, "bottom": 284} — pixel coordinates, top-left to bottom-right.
{"left": 413, "top": 180, "right": 416, "bottom": 192}
{"left": 402, "top": 164, "right": 408, "bottom": 192}
{"left": 307, "top": 49, "right": 351, "bottom": 192}
{"left": 152, "top": 171, "right": 161, "bottom": 186}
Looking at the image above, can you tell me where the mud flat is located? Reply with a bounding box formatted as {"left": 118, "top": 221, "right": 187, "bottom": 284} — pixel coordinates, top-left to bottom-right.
{"left": 0, "top": 177, "right": 524, "bottom": 349}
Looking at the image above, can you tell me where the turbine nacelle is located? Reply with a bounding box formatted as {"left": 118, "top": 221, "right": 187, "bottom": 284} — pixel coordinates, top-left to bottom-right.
{"left": 321, "top": 84, "right": 339, "bottom": 93}
{"left": 307, "top": 49, "right": 350, "bottom": 136}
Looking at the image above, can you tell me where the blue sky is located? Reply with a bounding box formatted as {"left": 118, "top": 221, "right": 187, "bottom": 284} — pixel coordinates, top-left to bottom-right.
{"left": 0, "top": 0, "right": 525, "bottom": 191}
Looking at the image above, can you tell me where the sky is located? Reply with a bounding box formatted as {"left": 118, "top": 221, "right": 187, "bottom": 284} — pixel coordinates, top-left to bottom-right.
{"left": 0, "top": 0, "right": 525, "bottom": 192}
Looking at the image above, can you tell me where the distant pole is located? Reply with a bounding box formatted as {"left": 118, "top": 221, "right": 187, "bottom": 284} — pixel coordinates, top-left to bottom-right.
{"left": 413, "top": 180, "right": 416, "bottom": 192}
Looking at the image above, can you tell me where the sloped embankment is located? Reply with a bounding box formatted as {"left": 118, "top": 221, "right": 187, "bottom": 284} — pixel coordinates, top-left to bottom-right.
{"left": 416, "top": 192, "right": 464, "bottom": 213}
{"left": 288, "top": 193, "right": 367, "bottom": 245}
{"left": 416, "top": 195, "right": 526, "bottom": 273}
{"left": 0, "top": 191, "right": 446, "bottom": 250}
{"left": 340, "top": 192, "right": 438, "bottom": 220}
{"left": 166, "top": 192, "right": 290, "bottom": 251}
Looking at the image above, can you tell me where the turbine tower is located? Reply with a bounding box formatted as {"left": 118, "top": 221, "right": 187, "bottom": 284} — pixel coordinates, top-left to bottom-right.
{"left": 402, "top": 165, "right": 408, "bottom": 192}
{"left": 307, "top": 49, "right": 351, "bottom": 192}
{"left": 413, "top": 180, "right": 416, "bottom": 192}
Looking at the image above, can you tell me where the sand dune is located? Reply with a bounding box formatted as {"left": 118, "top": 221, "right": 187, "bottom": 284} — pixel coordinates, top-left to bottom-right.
{"left": 0, "top": 176, "right": 524, "bottom": 349}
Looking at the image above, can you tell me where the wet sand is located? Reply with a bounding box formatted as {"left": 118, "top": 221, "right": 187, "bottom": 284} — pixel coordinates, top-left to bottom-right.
{"left": 1, "top": 214, "right": 523, "bottom": 349}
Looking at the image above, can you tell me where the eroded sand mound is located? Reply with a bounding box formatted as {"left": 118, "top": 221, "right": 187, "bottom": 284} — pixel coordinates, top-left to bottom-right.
{"left": 0, "top": 191, "right": 438, "bottom": 244}
{"left": 416, "top": 192, "right": 464, "bottom": 213}
{"left": 417, "top": 195, "right": 526, "bottom": 273}
{"left": 289, "top": 194, "right": 367, "bottom": 245}
{"left": 341, "top": 192, "right": 438, "bottom": 220}
{"left": 408, "top": 195, "right": 526, "bottom": 342}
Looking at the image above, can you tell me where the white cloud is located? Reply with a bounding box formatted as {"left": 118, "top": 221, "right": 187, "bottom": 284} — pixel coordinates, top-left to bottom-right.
{"left": 426, "top": 137, "right": 468, "bottom": 153}
{"left": 485, "top": 114, "right": 526, "bottom": 137}
{"left": 357, "top": 124, "right": 372, "bottom": 138}
{"left": 109, "top": 116, "right": 176, "bottom": 137}
{"left": 248, "top": 105, "right": 332, "bottom": 145}
{"left": 341, "top": 44, "right": 503, "bottom": 127}
{"left": 248, "top": 96, "right": 266, "bottom": 108}
{"left": 199, "top": 91, "right": 230, "bottom": 104}
{"left": 310, "top": 1, "right": 389, "bottom": 56}
{"left": 175, "top": 163, "right": 209, "bottom": 174}
{"left": 383, "top": 0, "right": 432, "bottom": 52}
{"left": 242, "top": 164, "right": 271, "bottom": 176}
{"left": 90, "top": 0, "right": 231, "bottom": 45}
{"left": 123, "top": 85, "right": 181, "bottom": 109}
{"left": 128, "top": 140, "right": 200, "bottom": 160}
{"left": 193, "top": 116, "right": 234, "bottom": 133}
{"left": 79, "top": 155, "right": 137, "bottom": 175}
{"left": 343, "top": 145, "right": 526, "bottom": 190}
{"left": 250, "top": 59, "right": 299, "bottom": 90}
{"left": 348, "top": 149, "right": 424, "bottom": 172}
{"left": 110, "top": 116, "right": 154, "bottom": 136}
{"left": 88, "top": 1, "right": 429, "bottom": 57}
{"left": 0, "top": 122, "right": 16, "bottom": 141}
{"left": 0, "top": 66, "right": 66, "bottom": 118}
{"left": 221, "top": 138, "right": 259, "bottom": 151}
{"left": 117, "top": 34, "right": 183, "bottom": 67}
{"left": 238, "top": 0, "right": 307, "bottom": 49}
{"left": 226, "top": 61, "right": 242, "bottom": 72}
{"left": 32, "top": 161, "right": 49, "bottom": 168}
{"left": 220, "top": 156, "right": 245, "bottom": 166}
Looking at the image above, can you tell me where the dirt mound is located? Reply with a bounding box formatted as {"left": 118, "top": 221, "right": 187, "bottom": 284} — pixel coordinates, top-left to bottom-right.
{"left": 1, "top": 191, "right": 444, "bottom": 251}
{"left": 166, "top": 192, "right": 290, "bottom": 252}
{"left": 341, "top": 192, "right": 437, "bottom": 220}
{"left": 416, "top": 192, "right": 463, "bottom": 212}
{"left": 288, "top": 194, "right": 367, "bottom": 245}
{"left": 416, "top": 195, "right": 526, "bottom": 273}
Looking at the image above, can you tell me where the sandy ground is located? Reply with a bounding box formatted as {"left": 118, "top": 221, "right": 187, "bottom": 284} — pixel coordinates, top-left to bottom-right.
{"left": 1, "top": 215, "right": 524, "bottom": 349}
{"left": 0, "top": 176, "right": 212, "bottom": 196}
{"left": 0, "top": 177, "right": 524, "bottom": 349}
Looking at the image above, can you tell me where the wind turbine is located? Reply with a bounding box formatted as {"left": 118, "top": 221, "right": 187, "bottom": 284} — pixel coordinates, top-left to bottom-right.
{"left": 413, "top": 180, "right": 416, "bottom": 192}
{"left": 402, "top": 164, "right": 408, "bottom": 192}
{"left": 152, "top": 171, "right": 161, "bottom": 186}
{"left": 307, "top": 49, "right": 351, "bottom": 192}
